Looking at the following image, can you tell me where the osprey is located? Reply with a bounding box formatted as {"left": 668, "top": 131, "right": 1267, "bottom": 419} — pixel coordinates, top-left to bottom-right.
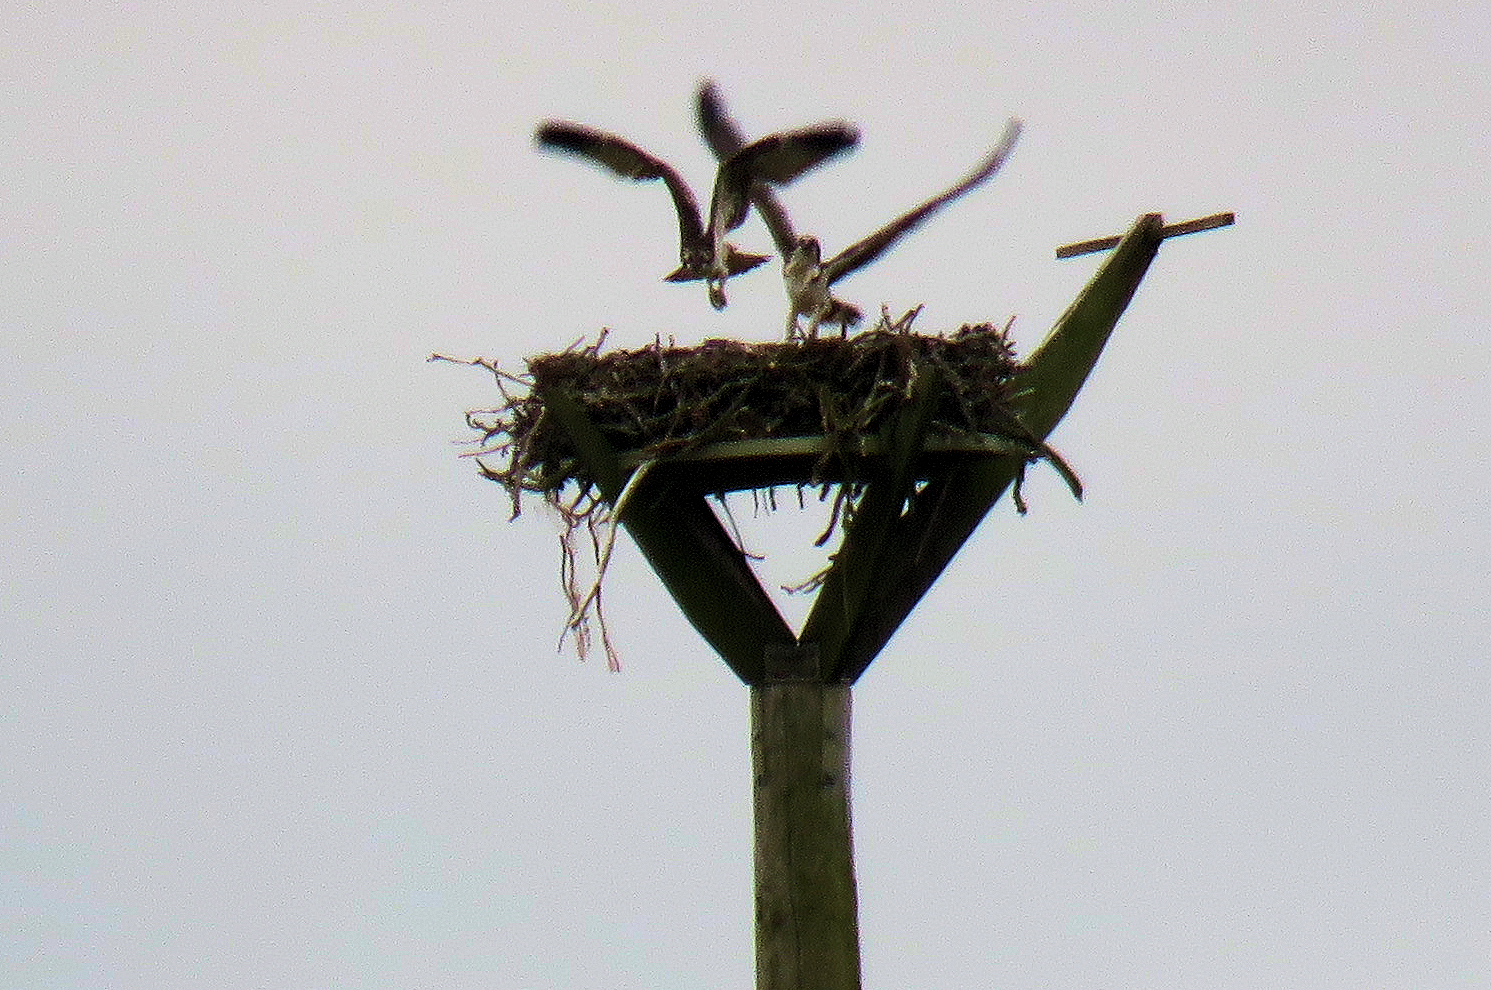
{"left": 695, "top": 81, "right": 863, "bottom": 332}
{"left": 695, "top": 82, "right": 1022, "bottom": 338}
{"left": 536, "top": 119, "right": 858, "bottom": 309}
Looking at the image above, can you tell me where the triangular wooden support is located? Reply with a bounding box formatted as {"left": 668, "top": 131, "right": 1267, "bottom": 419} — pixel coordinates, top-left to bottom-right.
{"left": 525, "top": 211, "right": 1219, "bottom": 990}
{"left": 543, "top": 213, "right": 1170, "bottom": 687}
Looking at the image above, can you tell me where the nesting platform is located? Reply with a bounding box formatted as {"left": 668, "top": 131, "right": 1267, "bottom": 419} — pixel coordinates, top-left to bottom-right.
{"left": 468, "top": 321, "right": 1075, "bottom": 520}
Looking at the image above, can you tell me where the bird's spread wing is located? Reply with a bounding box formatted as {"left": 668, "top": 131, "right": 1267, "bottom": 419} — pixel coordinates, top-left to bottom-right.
{"left": 820, "top": 118, "right": 1022, "bottom": 285}
{"left": 694, "top": 82, "right": 747, "bottom": 158}
{"left": 695, "top": 82, "right": 800, "bottom": 256}
{"left": 536, "top": 121, "right": 708, "bottom": 263}
{"left": 708, "top": 124, "right": 859, "bottom": 238}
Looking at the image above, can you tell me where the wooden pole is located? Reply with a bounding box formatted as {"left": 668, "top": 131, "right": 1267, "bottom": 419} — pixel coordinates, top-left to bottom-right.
{"left": 751, "top": 644, "right": 861, "bottom": 990}
{"left": 503, "top": 212, "right": 1199, "bottom": 987}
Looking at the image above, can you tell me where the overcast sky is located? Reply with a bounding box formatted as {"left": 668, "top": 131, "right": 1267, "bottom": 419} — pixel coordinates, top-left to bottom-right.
{"left": 5, "top": 2, "right": 1489, "bottom": 988}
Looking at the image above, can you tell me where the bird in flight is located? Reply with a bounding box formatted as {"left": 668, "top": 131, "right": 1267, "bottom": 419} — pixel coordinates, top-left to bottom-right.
{"left": 695, "top": 81, "right": 861, "bottom": 332}
{"left": 536, "top": 119, "right": 858, "bottom": 309}
{"left": 695, "top": 81, "right": 1021, "bottom": 338}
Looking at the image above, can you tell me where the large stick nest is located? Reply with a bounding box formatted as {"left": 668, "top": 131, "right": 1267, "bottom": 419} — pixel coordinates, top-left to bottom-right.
{"left": 458, "top": 316, "right": 1035, "bottom": 521}
{"left": 444, "top": 314, "right": 1069, "bottom": 668}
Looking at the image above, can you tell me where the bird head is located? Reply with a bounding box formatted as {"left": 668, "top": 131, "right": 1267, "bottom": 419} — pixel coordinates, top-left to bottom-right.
{"left": 791, "top": 235, "right": 823, "bottom": 265}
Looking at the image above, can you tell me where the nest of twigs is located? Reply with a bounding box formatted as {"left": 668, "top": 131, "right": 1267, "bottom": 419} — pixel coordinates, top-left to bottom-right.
{"left": 456, "top": 314, "right": 1037, "bottom": 518}
{"left": 441, "top": 310, "right": 1065, "bottom": 667}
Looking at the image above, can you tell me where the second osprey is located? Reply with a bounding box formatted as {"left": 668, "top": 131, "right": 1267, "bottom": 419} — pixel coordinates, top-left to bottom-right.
{"left": 695, "top": 82, "right": 1022, "bottom": 339}
{"left": 537, "top": 119, "right": 858, "bottom": 310}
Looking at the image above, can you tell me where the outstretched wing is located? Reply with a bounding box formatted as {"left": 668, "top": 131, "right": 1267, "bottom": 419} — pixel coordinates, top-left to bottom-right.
{"left": 695, "top": 81, "right": 801, "bottom": 256}
{"left": 820, "top": 118, "right": 1022, "bottom": 285}
{"left": 535, "top": 121, "right": 708, "bottom": 263}
{"left": 708, "top": 123, "right": 859, "bottom": 239}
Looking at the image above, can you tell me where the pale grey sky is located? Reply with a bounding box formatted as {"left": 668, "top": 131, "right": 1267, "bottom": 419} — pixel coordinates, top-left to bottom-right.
{"left": 4, "top": 2, "right": 1488, "bottom": 988}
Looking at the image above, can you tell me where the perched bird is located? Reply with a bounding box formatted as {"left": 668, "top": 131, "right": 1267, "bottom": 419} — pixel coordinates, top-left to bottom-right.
{"left": 785, "top": 118, "right": 1022, "bottom": 338}
{"left": 695, "top": 82, "right": 1022, "bottom": 338}
{"left": 536, "top": 119, "right": 858, "bottom": 309}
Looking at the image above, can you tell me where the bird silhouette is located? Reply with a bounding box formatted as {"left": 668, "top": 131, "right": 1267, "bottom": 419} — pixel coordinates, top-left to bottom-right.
{"left": 695, "top": 82, "right": 1021, "bottom": 338}
{"left": 695, "top": 81, "right": 860, "bottom": 331}
{"left": 537, "top": 119, "right": 857, "bottom": 309}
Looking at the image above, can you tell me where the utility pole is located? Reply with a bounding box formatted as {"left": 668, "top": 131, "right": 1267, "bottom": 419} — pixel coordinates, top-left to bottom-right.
{"left": 468, "top": 213, "right": 1231, "bottom": 988}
